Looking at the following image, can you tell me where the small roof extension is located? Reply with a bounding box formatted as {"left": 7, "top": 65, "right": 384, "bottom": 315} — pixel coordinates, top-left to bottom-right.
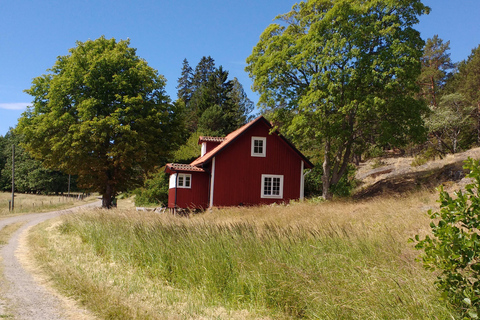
{"left": 165, "top": 163, "right": 206, "bottom": 174}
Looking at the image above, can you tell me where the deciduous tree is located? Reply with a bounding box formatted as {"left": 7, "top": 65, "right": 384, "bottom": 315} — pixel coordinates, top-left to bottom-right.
{"left": 425, "top": 93, "right": 474, "bottom": 154}
{"left": 17, "top": 37, "right": 183, "bottom": 207}
{"left": 246, "top": 0, "right": 429, "bottom": 199}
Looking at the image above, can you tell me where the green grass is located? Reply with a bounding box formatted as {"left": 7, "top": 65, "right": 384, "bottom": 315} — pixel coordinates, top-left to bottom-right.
{"left": 28, "top": 191, "right": 456, "bottom": 319}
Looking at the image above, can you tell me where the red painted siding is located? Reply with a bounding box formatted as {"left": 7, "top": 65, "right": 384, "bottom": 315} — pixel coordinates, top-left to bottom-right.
{"left": 212, "top": 121, "right": 303, "bottom": 207}
{"left": 168, "top": 172, "right": 209, "bottom": 209}
{"left": 205, "top": 141, "right": 222, "bottom": 153}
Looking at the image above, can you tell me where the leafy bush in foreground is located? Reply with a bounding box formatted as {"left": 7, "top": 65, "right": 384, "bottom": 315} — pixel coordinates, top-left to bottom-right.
{"left": 415, "top": 158, "right": 480, "bottom": 319}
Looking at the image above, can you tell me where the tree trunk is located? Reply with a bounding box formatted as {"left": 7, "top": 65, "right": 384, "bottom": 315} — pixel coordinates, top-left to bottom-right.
{"left": 322, "top": 140, "right": 332, "bottom": 200}
{"left": 102, "top": 183, "right": 113, "bottom": 208}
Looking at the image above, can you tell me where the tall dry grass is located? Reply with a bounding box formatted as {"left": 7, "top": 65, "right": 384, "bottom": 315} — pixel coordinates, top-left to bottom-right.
{"left": 28, "top": 190, "right": 455, "bottom": 319}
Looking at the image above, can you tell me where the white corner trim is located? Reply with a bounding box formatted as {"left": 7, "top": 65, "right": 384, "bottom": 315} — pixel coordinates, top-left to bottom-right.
{"left": 201, "top": 142, "right": 207, "bottom": 157}
{"left": 300, "top": 160, "right": 305, "bottom": 200}
{"left": 169, "top": 173, "right": 177, "bottom": 189}
{"left": 209, "top": 157, "right": 216, "bottom": 208}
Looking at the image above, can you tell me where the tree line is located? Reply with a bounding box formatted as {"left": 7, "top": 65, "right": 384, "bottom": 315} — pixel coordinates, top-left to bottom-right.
{"left": 1, "top": 0, "right": 480, "bottom": 207}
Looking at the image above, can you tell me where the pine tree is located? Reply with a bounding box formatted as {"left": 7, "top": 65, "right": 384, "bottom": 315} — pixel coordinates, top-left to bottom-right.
{"left": 418, "top": 35, "right": 454, "bottom": 107}
{"left": 176, "top": 58, "right": 193, "bottom": 103}
{"left": 457, "top": 45, "right": 480, "bottom": 143}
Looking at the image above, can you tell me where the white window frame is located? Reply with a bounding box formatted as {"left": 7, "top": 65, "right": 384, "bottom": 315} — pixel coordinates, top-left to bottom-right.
{"left": 251, "top": 136, "right": 266, "bottom": 157}
{"left": 261, "top": 174, "right": 284, "bottom": 199}
{"left": 169, "top": 173, "right": 192, "bottom": 189}
{"left": 177, "top": 173, "right": 192, "bottom": 188}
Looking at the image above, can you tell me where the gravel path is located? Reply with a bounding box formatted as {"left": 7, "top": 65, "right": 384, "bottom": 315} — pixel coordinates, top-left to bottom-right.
{"left": 0, "top": 202, "right": 100, "bottom": 320}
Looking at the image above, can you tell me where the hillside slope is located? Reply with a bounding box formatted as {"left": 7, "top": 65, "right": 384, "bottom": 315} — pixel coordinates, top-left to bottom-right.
{"left": 354, "top": 147, "right": 480, "bottom": 198}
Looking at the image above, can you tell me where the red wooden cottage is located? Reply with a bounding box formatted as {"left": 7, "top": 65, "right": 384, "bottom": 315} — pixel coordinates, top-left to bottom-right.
{"left": 165, "top": 116, "right": 313, "bottom": 210}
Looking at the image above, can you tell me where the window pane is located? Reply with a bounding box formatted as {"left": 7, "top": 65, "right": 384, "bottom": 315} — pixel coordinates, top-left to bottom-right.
{"left": 178, "top": 176, "right": 184, "bottom": 187}
{"left": 185, "top": 176, "right": 191, "bottom": 187}
{"left": 254, "top": 139, "right": 263, "bottom": 154}
{"left": 272, "top": 177, "right": 280, "bottom": 195}
{"left": 264, "top": 177, "right": 272, "bottom": 195}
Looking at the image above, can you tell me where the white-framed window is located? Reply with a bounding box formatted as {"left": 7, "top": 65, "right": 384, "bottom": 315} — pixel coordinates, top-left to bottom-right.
{"left": 169, "top": 173, "right": 192, "bottom": 189}
{"left": 251, "top": 137, "right": 266, "bottom": 157}
{"left": 178, "top": 173, "right": 191, "bottom": 188}
{"left": 261, "top": 174, "right": 283, "bottom": 199}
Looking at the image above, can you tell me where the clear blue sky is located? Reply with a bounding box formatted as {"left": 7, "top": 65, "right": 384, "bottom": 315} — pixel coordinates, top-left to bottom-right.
{"left": 1, "top": 0, "right": 479, "bottom": 136}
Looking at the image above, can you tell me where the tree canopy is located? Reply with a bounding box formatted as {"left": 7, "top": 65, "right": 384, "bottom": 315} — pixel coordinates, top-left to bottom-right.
{"left": 177, "top": 56, "right": 254, "bottom": 136}
{"left": 455, "top": 45, "right": 480, "bottom": 143}
{"left": 418, "top": 35, "right": 454, "bottom": 108}
{"left": 246, "top": 0, "right": 429, "bottom": 198}
{"left": 17, "top": 36, "right": 183, "bottom": 207}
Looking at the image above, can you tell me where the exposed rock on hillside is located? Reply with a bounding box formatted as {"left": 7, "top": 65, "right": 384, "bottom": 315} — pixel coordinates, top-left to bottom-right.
{"left": 354, "top": 148, "right": 480, "bottom": 198}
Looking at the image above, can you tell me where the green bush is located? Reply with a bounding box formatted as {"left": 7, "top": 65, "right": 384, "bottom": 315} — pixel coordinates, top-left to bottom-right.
{"left": 304, "top": 162, "right": 357, "bottom": 198}
{"left": 414, "top": 158, "right": 480, "bottom": 319}
{"left": 133, "top": 167, "right": 169, "bottom": 207}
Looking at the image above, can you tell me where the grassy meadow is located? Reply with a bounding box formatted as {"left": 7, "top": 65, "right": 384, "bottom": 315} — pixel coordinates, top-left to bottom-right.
{"left": 0, "top": 192, "right": 96, "bottom": 216}
{"left": 27, "top": 190, "right": 456, "bottom": 319}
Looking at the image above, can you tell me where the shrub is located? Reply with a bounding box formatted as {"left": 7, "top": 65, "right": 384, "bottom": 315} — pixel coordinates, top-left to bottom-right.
{"left": 414, "top": 158, "right": 480, "bottom": 318}
{"left": 133, "top": 167, "right": 169, "bottom": 207}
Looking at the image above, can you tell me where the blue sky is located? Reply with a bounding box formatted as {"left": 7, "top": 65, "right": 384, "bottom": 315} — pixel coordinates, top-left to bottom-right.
{"left": 1, "top": 0, "right": 479, "bottom": 136}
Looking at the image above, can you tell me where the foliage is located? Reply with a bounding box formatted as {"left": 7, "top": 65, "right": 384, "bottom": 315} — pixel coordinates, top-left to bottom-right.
{"left": 0, "top": 130, "right": 72, "bottom": 194}
{"left": 177, "top": 57, "right": 254, "bottom": 136}
{"left": 133, "top": 167, "right": 169, "bottom": 207}
{"left": 246, "top": 0, "right": 429, "bottom": 199}
{"left": 17, "top": 36, "right": 184, "bottom": 207}
{"left": 304, "top": 161, "right": 357, "bottom": 198}
{"left": 424, "top": 93, "right": 475, "bottom": 154}
{"left": 455, "top": 45, "right": 480, "bottom": 144}
{"left": 417, "top": 35, "right": 454, "bottom": 107}
{"left": 172, "top": 131, "right": 202, "bottom": 163}
{"left": 0, "top": 135, "right": 7, "bottom": 187}
{"left": 415, "top": 158, "right": 480, "bottom": 318}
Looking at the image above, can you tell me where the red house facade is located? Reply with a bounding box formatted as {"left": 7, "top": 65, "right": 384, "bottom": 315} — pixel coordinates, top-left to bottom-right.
{"left": 165, "top": 116, "right": 313, "bottom": 210}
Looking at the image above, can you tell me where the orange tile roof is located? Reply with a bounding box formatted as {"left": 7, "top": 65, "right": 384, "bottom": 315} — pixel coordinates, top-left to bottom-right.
{"left": 165, "top": 163, "right": 206, "bottom": 173}
{"left": 198, "top": 136, "right": 226, "bottom": 143}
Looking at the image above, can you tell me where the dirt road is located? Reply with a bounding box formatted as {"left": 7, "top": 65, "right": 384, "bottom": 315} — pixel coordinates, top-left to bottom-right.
{"left": 0, "top": 202, "right": 100, "bottom": 320}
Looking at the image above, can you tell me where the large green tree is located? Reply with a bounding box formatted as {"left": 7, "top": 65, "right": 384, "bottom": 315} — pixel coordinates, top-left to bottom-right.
{"left": 417, "top": 35, "right": 454, "bottom": 108}
{"left": 17, "top": 37, "right": 183, "bottom": 207}
{"left": 246, "top": 0, "right": 429, "bottom": 199}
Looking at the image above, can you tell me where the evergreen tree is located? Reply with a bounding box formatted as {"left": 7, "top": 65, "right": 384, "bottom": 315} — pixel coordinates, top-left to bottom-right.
{"left": 456, "top": 45, "right": 480, "bottom": 143}
{"left": 176, "top": 58, "right": 193, "bottom": 103}
{"left": 177, "top": 56, "right": 254, "bottom": 136}
{"left": 418, "top": 35, "right": 454, "bottom": 107}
